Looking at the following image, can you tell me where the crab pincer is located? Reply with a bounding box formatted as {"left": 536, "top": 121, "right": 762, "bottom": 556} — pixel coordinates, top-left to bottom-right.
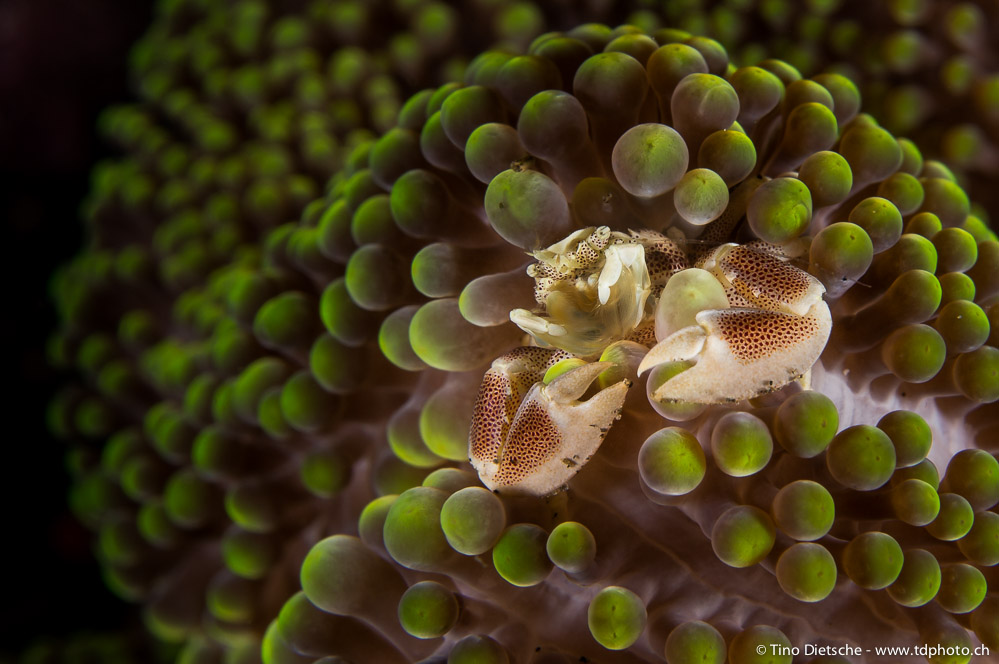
{"left": 469, "top": 348, "right": 629, "bottom": 496}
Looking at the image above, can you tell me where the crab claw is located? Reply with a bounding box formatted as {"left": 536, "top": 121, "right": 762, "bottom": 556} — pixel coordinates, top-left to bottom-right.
{"left": 698, "top": 243, "right": 826, "bottom": 316}
{"left": 638, "top": 300, "right": 832, "bottom": 404}
{"left": 637, "top": 240, "right": 833, "bottom": 404}
{"left": 469, "top": 349, "right": 629, "bottom": 496}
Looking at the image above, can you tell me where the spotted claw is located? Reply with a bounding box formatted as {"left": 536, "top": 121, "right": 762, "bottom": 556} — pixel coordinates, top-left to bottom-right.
{"left": 639, "top": 243, "right": 832, "bottom": 404}
{"left": 469, "top": 347, "right": 629, "bottom": 496}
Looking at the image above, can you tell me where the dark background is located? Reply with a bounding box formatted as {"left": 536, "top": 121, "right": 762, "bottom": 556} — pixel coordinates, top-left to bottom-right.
{"left": 0, "top": 0, "right": 154, "bottom": 658}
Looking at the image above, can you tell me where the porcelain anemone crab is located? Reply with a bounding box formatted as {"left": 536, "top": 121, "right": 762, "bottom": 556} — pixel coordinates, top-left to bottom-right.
{"left": 468, "top": 226, "right": 832, "bottom": 495}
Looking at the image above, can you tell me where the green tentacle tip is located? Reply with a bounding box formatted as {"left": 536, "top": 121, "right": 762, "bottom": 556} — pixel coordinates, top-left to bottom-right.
{"left": 933, "top": 227, "right": 979, "bottom": 273}
{"left": 711, "top": 505, "right": 776, "bottom": 568}
{"left": 224, "top": 485, "right": 276, "bottom": 534}
{"left": 747, "top": 176, "right": 813, "bottom": 244}
{"left": 222, "top": 529, "right": 274, "bottom": 580}
{"left": 710, "top": 411, "right": 773, "bottom": 477}
{"left": 926, "top": 493, "right": 975, "bottom": 541}
{"left": 639, "top": 427, "right": 706, "bottom": 496}
{"left": 357, "top": 493, "right": 396, "bottom": 551}
{"left": 447, "top": 635, "right": 509, "bottom": 664}
{"left": 587, "top": 586, "right": 647, "bottom": 650}
{"left": 826, "top": 425, "right": 895, "bottom": 491}
{"left": 664, "top": 620, "right": 725, "bottom": 664}
{"left": 842, "top": 532, "right": 904, "bottom": 590}
{"left": 543, "top": 358, "right": 588, "bottom": 384}
{"left": 934, "top": 300, "right": 990, "bottom": 354}
{"left": 673, "top": 168, "right": 729, "bottom": 225}
{"left": 422, "top": 468, "right": 478, "bottom": 494}
{"left": 280, "top": 370, "right": 337, "bottom": 433}
{"left": 398, "top": 581, "right": 459, "bottom": 639}
{"left": 957, "top": 511, "right": 999, "bottom": 566}
{"left": 798, "top": 150, "right": 852, "bottom": 208}
{"left": 774, "top": 391, "right": 839, "bottom": 458}
{"left": 776, "top": 542, "right": 837, "bottom": 602}
{"left": 379, "top": 305, "right": 429, "bottom": 372}
{"left": 252, "top": 291, "right": 316, "bottom": 350}
{"left": 310, "top": 332, "right": 366, "bottom": 394}
{"left": 611, "top": 123, "right": 689, "bottom": 198}
{"left": 546, "top": 521, "right": 597, "bottom": 574}
{"left": 919, "top": 177, "right": 970, "bottom": 228}
{"left": 887, "top": 548, "right": 941, "bottom": 607}
{"left": 881, "top": 323, "right": 946, "bottom": 383}
{"left": 839, "top": 123, "right": 902, "bottom": 184}
{"left": 772, "top": 480, "right": 834, "bottom": 541}
{"left": 807, "top": 222, "right": 873, "bottom": 292}
{"left": 419, "top": 390, "right": 475, "bottom": 462}
{"left": 953, "top": 346, "right": 999, "bottom": 403}
{"left": 936, "top": 563, "right": 987, "bottom": 614}
{"left": 877, "top": 410, "right": 932, "bottom": 468}
{"left": 905, "top": 211, "right": 943, "bottom": 238}
{"left": 163, "top": 469, "right": 218, "bottom": 529}
{"left": 492, "top": 523, "right": 552, "bottom": 587}
{"left": 300, "top": 534, "right": 400, "bottom": 617}
{"left": 891, "top": 479, "right": 940, "bottom": 526}
{"left": 943, "top": 449, "right": 999, "bottom": 511}
{"left": 387, "top": 406, "right": 444, "bottom": 469}
{"left": 439, "top": 486, "right": 506, "bottom": 556}
{"left": 300, "top": 449, "right": 349, "bottom": 499}
{"left": 697, "top": 129, "right": 756, "bottom": 186}
{"left": 876, "top": 171, "right": 924, "bottom": 216}
{"left": 847, "top": 196, "right": 902, "bottom": 253}
{"left": 484, "top": 168, "right": 570, "bottom": 250}
{"left": 937, "top": 272, "right": 980, "bottom": 308}
{"left": 383, "top": 486, "right": 450, "bottom": 571}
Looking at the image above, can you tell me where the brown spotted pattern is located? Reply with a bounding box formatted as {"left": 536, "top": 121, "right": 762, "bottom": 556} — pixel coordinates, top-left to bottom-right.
{"left": 469, "top": 371, "right": 514, "bottom": 464}
{"left": 569, "top": 227, "right": 610, "bottom": 267}
{"left": 714, "top": 309, "right": 821, "bottom": 363}
{"left": 529, "top": 228, "right": 619, "bottom": 304}
{"left": 719, "top": 284, "right": 756, "bottom": 309}
{"left": 627, "top": 320, "right": 658, "bottom": 347}
{"left": 529, "top": 227, "right": 683, "bottom": 306}
{"left": 716, "top": 245, "right": 812, "bottom": 311}
{"left": 469, "top": 347, "right": 570, "bottom": 463}
{"left": 640, "top": 233, "right": 689, "bottom": 297}
{"left": 744, "top": 239, "right": 792, "bottom": 259}
{"left": 492, "top": 398, "right": 563, "bottom": 485}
